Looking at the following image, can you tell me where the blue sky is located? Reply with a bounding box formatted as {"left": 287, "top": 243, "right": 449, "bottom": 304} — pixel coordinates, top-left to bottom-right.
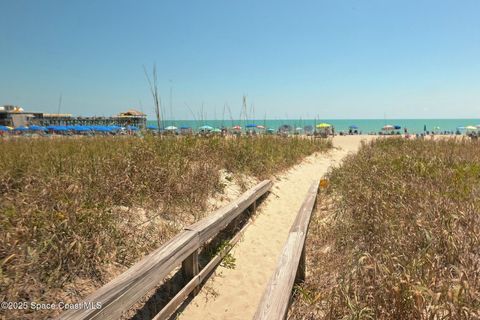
{"left": 1, "top": 0, "right": 480, "bottom": 119}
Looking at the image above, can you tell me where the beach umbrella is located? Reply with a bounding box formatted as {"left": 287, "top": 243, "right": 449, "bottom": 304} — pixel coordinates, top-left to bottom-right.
{"left": 349, "top": 125, "right": 358, "bottom": 129}
{"left": 245, "top": 124, "right": 257, "bottom": 128}
{"left": 433, "top": 126, "right": 441, "bottom": 131}
{"left": 394, "top": 125, "right": 401, "bottom": 130}
{"left": 256, "top": 125, "right": 265, "bottom": 129}
{"left": 212, "top": 128, "right": 222, "bottom": 133}
{"left": 199, "top": 125, "right": 213, "bottom": 131}
{"left": 0, "top": 125, "right": 12, "bottom": 131}
{"left": 465, "top": 126, "right": 477, "bottom": 131}
{"left": 147, "top": 125, "right": 158, "bottom": 130}
{"left": 55, "top": 126, "right": 69, "bottom": 131}
{"left": 180, "top": 126, "right": 191, "bottom": 130}
{"left": 295, "top": 127, "right": 303, "bottom": 131}
{"left": 316, "top": 123, "right": 331, "bottom": 129}
{"left": 382, "top": 125, "right": 394, "bottom": 131}
{"left": 29, "top": 125, "right": 47, "bottom": 131}
{"left": 13, "top": 126, "right": 30, "bottom": 132}
{"left": 232, "top": 125, "right": 242, "bottom": 130}
{"left": 165, "top": 126, "right": 178, "bottom": 130}
{"left": 267, "top": 128, "right": 275, "bottom": 132}
{"left": 73, "top": 125, "right": 91, "bottom": 132}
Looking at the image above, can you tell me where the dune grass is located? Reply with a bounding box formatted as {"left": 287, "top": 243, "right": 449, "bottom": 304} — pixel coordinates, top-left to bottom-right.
{"left": 291, "top": 138, "right": 480, "bottom": 319}
{"left": 0, "top": 135, "right": 331, "bottom": 318}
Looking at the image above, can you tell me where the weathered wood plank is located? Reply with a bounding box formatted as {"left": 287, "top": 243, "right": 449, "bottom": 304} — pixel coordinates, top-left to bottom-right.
{"left": 59, "top": 230, "right": 199, "bottom": 320}
{"left": 187, "top": 180, "right": 272, "bottom": 243}
{"left": 58, "top": 180, "right": 271, "bottom": 320}
{"left": 153, "top": 218, "right": 252, "bottom": 320}
{"left": 253, "top": 179, "right": 320, "bottom": 320}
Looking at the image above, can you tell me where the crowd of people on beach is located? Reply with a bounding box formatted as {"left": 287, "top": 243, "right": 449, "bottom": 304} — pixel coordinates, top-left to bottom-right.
{"left": 1, "top": 123, "right": 479, "bottom": 139}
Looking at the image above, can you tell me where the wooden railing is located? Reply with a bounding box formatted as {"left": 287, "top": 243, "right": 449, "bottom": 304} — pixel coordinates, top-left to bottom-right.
{"left": 59, "top": 180, "right": 272, "bottom": 320}
{"left": 254, "top": 179, "right": 320, "bottom": 320}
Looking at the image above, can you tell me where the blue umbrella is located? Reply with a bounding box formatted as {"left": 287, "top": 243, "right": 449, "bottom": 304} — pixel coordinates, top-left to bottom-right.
{"left": 180, "top": 126, "right": 191, "bottom": 129}
{"left": 394, "top": 125, "right": 401, "bottom": 130}
{"left": 0, "top": 125, "right": 11, "bottom": 131}
{"left": 199, "top": 125, "right": 213, "bottom": 131}
{"left": 246, "top": 124, "right": 257, "bottom": 128}
{"left": 147, "top": 125, "right": 158, "bottom": 130}
{"left": 14, "top": 126, "right": 30, "bottom": 132}
{"left": 349, "top": 125, "right": 359, "bottom": 129}
{"left": 54, "top": 126, "right": 69, "bottom": 132}
{"left": 72, "top": 125, "right": 91, "bottom": 132}
{"left": 29, "top": 125, "right": 47, "bottom": 131}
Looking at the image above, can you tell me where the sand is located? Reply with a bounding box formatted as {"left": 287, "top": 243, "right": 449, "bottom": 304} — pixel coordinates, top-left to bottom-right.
{"left": 178, "top": 135, "right": 374, "bottom": 320}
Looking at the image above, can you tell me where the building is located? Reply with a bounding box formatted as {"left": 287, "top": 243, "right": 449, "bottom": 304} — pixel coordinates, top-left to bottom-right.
{"left": 1, "top": 105, "right": 147, "bottom": 129}
{"left": 0, "top": 105, "right": 42, "bottom": 127}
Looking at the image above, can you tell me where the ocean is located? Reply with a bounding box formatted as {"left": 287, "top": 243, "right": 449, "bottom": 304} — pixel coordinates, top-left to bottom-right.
{"left": 147, "top": 119, "right": 480, "bottom": 134}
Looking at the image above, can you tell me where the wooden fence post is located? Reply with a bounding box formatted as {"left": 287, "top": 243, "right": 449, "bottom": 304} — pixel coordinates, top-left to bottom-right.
{"left": 182, "top": 250, "right": 200, "bottom": 295}
{"left": 251, "top": 199, "right": 257, "bottom": 215}
{"left": 295, "top": 246, "right": 306, "bottom": 284}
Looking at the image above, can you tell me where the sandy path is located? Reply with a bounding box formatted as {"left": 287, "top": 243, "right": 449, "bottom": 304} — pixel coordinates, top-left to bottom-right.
{"left": 178, "top": 136, "right": 373, "bottom": 320}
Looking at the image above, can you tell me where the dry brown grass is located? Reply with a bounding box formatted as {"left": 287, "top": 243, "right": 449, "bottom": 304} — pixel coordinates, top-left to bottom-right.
{"left": 0, "top": 135, "right": 331, "bottom": 319}
{"left": 291, "top": 138, "right": 480, "bottom": 319}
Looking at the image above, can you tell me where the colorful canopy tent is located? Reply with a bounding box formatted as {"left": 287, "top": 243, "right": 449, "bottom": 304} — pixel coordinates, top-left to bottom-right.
{"left": 316, "top": 123, "right": 331, "bottom": 128}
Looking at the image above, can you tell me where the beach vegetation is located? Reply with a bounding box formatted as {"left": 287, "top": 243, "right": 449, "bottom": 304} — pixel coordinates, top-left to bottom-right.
{"left": 290, "top": 138, "right": 480, "bottom": 319}
{"left": 0, "top": 135, "right": 331, "bottom": 318}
